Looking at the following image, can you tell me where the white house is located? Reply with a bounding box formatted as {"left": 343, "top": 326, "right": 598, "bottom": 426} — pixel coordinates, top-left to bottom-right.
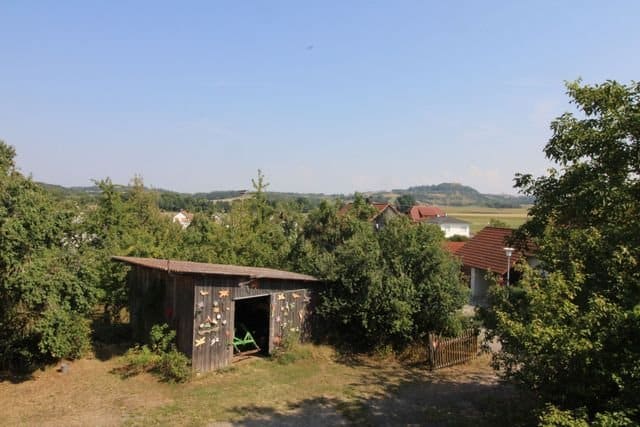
{"left": 172, "top": 210, "right": 194, "bottom": 229}
{"left": 426, "top": 215, "right": 470, "bottom": 238}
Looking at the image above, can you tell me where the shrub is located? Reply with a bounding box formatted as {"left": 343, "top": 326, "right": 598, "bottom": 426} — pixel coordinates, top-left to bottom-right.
{"left": 119, "top": 323, "right": 190, "bottom": 382}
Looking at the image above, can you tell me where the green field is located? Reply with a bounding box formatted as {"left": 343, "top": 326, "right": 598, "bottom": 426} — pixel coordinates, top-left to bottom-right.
{"left": 445, "top": 205, "right": 530, "bottom": 233}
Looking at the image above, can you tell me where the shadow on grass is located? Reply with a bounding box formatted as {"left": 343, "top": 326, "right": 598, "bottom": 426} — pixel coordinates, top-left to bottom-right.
{"left": 91, "top": 318, "right": 131, "bottom": 361}
{"left": 0, "top": 370, "right": 36, "bottom": 384}
{"left": 227, "top": 362, "right": 538, "bottom": 427}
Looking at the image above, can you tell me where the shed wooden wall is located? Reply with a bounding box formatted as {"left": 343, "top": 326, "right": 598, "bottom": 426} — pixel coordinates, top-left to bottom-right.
{"left": 190, "top": 275, "right": 314, "bottom": 373}
{"left": 127, "top": 267, "right": 316, "bottom": 373}
{"left": 128, "top": 266, "right": 194, "bottom": 356}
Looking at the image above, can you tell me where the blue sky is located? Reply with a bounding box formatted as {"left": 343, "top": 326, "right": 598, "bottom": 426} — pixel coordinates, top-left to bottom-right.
{"left": 1, "top": 1, "right": 638, "bottom": 194}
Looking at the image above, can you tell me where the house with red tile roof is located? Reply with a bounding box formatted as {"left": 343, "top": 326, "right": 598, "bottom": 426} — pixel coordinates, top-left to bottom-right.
{"left": 407, "top": 205, "right": 470, "bottom": 237}
{"left": 456, "top": 227, "right": 538, "bottom": 306}
{"left": 408, "top": 205, "right": 446, "bottom": 222}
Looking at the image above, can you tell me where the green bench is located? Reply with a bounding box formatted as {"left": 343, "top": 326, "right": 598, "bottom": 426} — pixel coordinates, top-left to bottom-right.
{"left": 233, "top": 324, "right": 260, "bottom": 355}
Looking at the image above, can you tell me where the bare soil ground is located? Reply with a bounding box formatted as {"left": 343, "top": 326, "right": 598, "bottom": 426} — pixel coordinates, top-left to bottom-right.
{"left": 1, "top": 346, "right": 531, "bottom": 426}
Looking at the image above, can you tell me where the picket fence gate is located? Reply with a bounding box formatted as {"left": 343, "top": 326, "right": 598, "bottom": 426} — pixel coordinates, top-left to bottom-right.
{"left": 427, "top": 329, "right": 478, "bottom": 370}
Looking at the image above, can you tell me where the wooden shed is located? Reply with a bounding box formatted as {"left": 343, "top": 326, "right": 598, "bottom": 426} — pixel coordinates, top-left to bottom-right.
{"left": 112, "top": 256, "right": 319, "bottom": 372}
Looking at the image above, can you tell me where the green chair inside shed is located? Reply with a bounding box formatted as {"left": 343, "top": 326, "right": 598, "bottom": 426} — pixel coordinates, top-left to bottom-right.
{"left": 233, "top": 323, "right": 260, "bottom": 354}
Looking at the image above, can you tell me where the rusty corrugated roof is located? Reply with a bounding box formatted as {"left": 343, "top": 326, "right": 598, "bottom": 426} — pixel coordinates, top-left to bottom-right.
{"left": 456, "top": 227, "right": 522, "bottom": 273}
{"left": 112, "top": 256, "right": 318, "bottom": 282}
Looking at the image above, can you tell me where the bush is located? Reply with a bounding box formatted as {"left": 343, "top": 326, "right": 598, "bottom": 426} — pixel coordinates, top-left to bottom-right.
{"left": 119, "top": 323, "right": 191, "bottom": 382}
{"left": 38, "top": 309, "right": 92, "bottom": 360}
{"left": 158, "top": 349, "right": 191, "bottom": 383}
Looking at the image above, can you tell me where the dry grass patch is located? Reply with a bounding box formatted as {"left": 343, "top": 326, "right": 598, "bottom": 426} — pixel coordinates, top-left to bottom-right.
{"left": 1, "top": 344, "right": 533, "bottom": 426}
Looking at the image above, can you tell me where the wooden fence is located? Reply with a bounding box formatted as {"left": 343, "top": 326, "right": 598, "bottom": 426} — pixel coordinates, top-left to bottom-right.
{"left": 427, "top": 329, "right": 478, "bottom": 370}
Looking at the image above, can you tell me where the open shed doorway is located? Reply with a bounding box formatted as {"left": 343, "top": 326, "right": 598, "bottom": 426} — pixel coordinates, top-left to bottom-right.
{"left": 233, "top": 295, "right": 270, "bottom": 357}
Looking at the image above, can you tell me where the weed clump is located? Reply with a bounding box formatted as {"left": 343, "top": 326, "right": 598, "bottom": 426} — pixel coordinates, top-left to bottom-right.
{"left": 270, "top": 332, "right": 311, "bottom": 365}
{"left": 119, "top": 324, "right": 191, "bottom": 383}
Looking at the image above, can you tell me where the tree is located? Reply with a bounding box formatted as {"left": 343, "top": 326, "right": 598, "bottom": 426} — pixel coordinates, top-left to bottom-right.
{"left": 299, "top": 199, "right": 468, "bottom": 350}
{"left": 395, "top": 194, "right": 416, "bottom": 213}
{"left": 0, "top": 141, "right": 99, "bottom": 370}
{"left": 483, "top": 80, "right": 640, "bottom": 423}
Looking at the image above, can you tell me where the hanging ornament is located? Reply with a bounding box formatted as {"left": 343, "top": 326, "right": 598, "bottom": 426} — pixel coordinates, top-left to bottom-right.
{"left": 277, "top": 293, "right": 286, "bottom": 301}
{"left": 218, "top": 289, "right": 229, "bottom": 298}
{"left": 199, "top": 290, "right": 209, "bottom": 296}
{"left": 195, "top": 337, "right": 206, "bottom": 347}
{"left": 292, "top": 293, "right": 300, "bottom": 299}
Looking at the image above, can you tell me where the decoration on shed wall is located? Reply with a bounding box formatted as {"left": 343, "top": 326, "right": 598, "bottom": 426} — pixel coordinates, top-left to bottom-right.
{"left": 195, "top": 337, "right": 206, "bottom": 347}
{"left": 277, "top": 293, "right": 286, "bottom": 301}
{"left": 218, "top": 289, "right": 229, "bottom": 298}
{"left": 199, "top": 290, "right": 209, "bottom": 296}
{"left": 292, "top": 293, "right": 300, "bottom": 299}
{"left": 210, "top": 336, "right": 220, "bottom": 346}
{"left": 298, "top": 310, "right": 304, "bottom": 321}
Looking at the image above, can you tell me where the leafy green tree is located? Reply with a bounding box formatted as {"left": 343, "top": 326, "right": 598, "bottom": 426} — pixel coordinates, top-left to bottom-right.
{"left": 0, "top": 142, "right": 99, "bottom": 369}
{"left": 395, "top": 194, "right": 416, "bottom": 213}
{"left": 484, "top": 80, "right": 640, "bottom": 423}
{"left": 299, "top": 199, "right": 467, "bottom": 350}
{"left": 88, "top": 176, "right": 183, "bottom": 322}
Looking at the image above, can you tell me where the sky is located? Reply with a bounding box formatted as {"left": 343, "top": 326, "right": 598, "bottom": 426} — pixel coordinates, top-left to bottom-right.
{"left": 1, "top": 1, "right": 639, "bottom": 195}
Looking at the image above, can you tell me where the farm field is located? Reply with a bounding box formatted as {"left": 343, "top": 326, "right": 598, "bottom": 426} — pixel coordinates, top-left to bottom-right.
{"left": 445, "top": 205, "right": 531, "bottom": 233}
{"left": 1, "top": 345, "right": 532, "bottom": 426}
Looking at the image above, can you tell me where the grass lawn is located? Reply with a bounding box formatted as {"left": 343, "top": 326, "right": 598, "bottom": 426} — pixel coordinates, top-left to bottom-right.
{"left": 445, "top": 206, "right": 531, "bottom": 234}
{"left": 1, "top": 344, "right": 535, "bottom": 426}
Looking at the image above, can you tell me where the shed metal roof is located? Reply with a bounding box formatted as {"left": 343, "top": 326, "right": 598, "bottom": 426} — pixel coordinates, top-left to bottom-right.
{"left": 112, "top": 256, "right": 319, "bottom": 282}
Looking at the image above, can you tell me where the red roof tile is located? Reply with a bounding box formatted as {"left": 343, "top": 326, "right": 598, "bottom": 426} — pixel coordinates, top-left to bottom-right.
{"left": 444, "top": 241, "right": 466, "bottom": 255}
{"left": 456, "top": 227, "right": 524, "bottom": 273}
{"left": 408, "top": 205, "right": 446, "bottom": 221}
{"left": 112, "top": 256, "right": 318, "bottom": 282}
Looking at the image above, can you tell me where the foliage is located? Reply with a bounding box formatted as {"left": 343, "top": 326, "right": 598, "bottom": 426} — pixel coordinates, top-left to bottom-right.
{"left": 488, "top": 218, "right": 509, "bottom": 228}
{"left": 87, "top": 176, "right": 183, "bottom": 322}
{"left": 395, "top": 194, "right": 416, "bottom": 213}
{"left": 120, "top": 324, "right": 191, "bottom": 382}
{"left": 483, "top": 80, "right": 640, "bottom": 423}
{"left": 0, "top": 141, "right": 99, "bottom": 370}
{"left": 297, "top": 198, "right": 468, "bottom": 351}
{"left": 539, "top": 405, "right": 635, "bottom": 427}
